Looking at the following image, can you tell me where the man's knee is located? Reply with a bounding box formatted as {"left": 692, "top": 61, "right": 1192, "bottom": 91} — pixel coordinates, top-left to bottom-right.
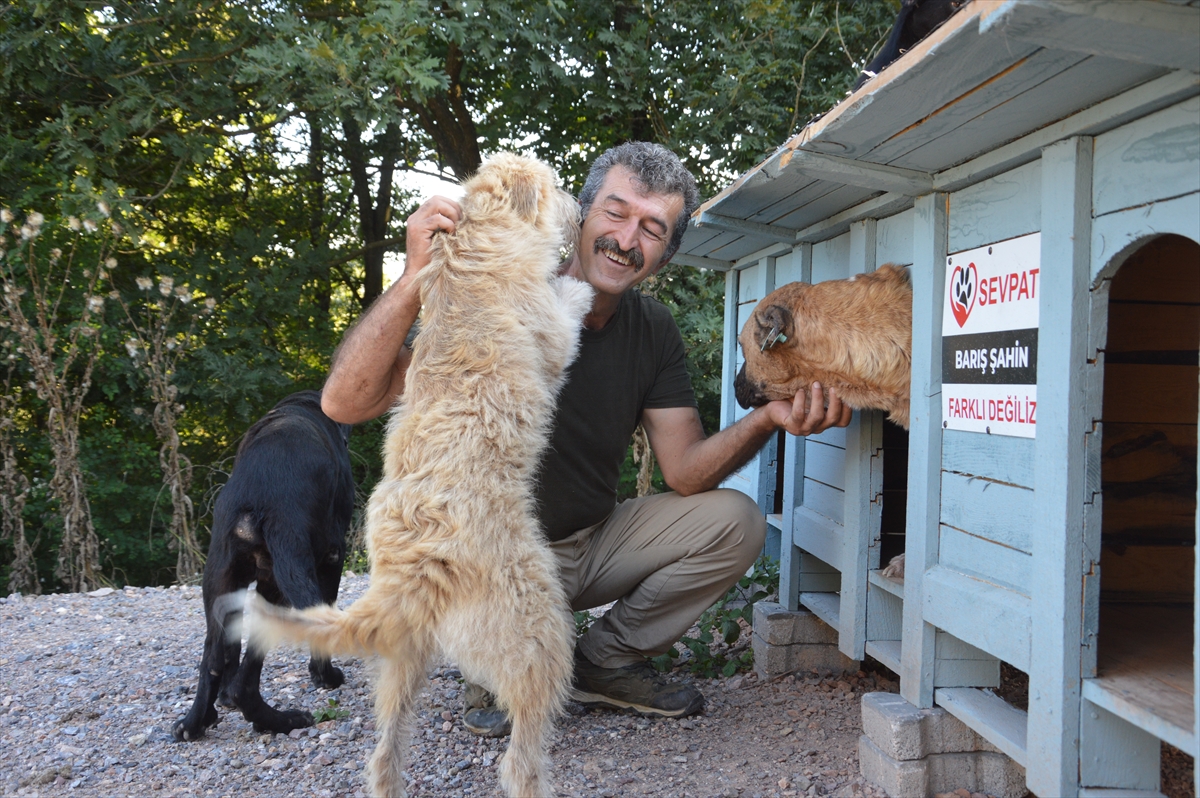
{"left": 699, "top": 488, "right": 767, "bottom": 560}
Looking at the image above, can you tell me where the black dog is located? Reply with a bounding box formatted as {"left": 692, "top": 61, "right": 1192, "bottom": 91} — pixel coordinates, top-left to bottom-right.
{"left": 853, "top": 0, "right": 965, "bottom": 91}
{"left": 173, "top": 390, "right": 354, "bottom": 741}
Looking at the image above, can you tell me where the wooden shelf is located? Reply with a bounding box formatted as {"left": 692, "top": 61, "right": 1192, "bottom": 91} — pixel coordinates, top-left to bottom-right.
{"left": 1081, "top": 603, "right": 1195, "bottom": 753}
{"left": 865, "top": 639, "right": 901, "bottom": 675}
{"left": 936, "top": 686, "right": 1028, "bottom": 767}
{"left": 800, "top": 591, "right": 841, "bottom": 631}
{"left": 868, "top": 569, "right": 905, "bottom": 598}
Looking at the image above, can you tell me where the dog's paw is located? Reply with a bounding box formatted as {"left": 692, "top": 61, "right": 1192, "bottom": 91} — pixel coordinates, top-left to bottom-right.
{"left": 251, "top": 709, "right": 313, "bottom": 735}
{"left": 553, "top": 275, "right": 594, "bottom": 323}
{"left": 880, "top": 553, "right": 905, "bottom": 580}
{"left": 310, "top": 663, "right": 345, "bottom": 690}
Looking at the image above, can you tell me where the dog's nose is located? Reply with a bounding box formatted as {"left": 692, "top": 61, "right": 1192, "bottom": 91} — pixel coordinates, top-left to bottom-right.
{"left": 733, "top": 364, "right": 766, "bottom": 409}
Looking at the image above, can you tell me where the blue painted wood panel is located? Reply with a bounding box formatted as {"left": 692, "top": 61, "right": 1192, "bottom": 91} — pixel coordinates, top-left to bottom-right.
{"left": 1093, "top": 96, "right": 1200, "bottom": 218}
{"left": 803, "top": 478, "right": 845, "bottom": 526}
{"left": 922, "top": 565, "right": 1031, "bottom": 673}
{"left": 775, "top": 248, "right": 804, "bottom": 286}
{"left": 948, "top": 160, "right": 1042, "bottom": 254}
{"left": 941, "top": 471, "right": 1035, "bottom": 553}
{"left": 876, "top": 209, "right": 915, "bottom": 267}
{"left": 805, "top": 440, "right": 847, "bottom": 491}
{"left": 940, "top": 525, "right": 1032, "bottom": 596}
{"left": 812, "top": 233, "right": 851, "bottom": 283}
{"left": 941, "top": 429, "right": 1035, "bottom": 488}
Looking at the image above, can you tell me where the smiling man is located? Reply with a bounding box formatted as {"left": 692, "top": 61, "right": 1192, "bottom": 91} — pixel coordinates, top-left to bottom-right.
{"left": 320, "top": 142, "right": 851, "bottom": 735}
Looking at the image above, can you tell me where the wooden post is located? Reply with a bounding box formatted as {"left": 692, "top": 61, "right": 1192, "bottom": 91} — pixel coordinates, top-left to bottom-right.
{"left": 900, "top": 192, "right": 947, "bottom": 709}
{"left": 1029, "top": 135, "right": 1093, "bottom": 798}
{"left": 841, "top": 220, "right": 881, "bottom": 659}
{"left": 780, "top": 243, "right": 813, "bottom": 611}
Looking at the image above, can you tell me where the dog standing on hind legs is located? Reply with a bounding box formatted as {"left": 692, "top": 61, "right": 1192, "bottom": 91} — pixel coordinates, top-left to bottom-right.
{"left": 244, "top": 153, "right": 593, "bottom": 798}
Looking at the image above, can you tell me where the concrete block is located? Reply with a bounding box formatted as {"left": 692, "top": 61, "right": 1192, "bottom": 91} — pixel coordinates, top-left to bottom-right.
{"left": 753, "top": 601, "right": 840, "bottom": 646}
{"left": 859, "top": 735, "right": 1028, "bottom": 798}
{"left": 861, "top": 692, "right": 1000, "bottom": 761}
{"left": 752, "top": 632, "right": 859, "bottom": 678}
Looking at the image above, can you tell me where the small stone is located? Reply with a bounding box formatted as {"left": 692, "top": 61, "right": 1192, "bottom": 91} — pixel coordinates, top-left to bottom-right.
{"left": 127, "top": 733, "right": 147, "bottom": 747}
{"left": 87, "top": 588, "right": 115, "bottom": 598}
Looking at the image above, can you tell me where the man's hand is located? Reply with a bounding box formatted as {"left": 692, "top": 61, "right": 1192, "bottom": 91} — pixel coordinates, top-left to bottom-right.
{"left": 763, "top": 382, "right": 852, "bottom": 437}
{"left": 403, "top": 196, "right": 463, "bottom": 283}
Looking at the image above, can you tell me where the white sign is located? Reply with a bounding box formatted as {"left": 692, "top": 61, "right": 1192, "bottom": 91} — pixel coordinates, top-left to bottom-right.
{"left": 941, "top": 233, "right": 1040, "bottom": 438}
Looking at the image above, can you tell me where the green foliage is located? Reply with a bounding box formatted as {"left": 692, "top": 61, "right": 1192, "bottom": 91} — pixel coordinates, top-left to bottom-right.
{"left": 312, "top": 698, "right": 350, "bottom": 723}
{"left": 0, "top": 0, "right": 896, "bottom": 591}
{"left": 652, "top": 554, "right": 780, "bottom": 678}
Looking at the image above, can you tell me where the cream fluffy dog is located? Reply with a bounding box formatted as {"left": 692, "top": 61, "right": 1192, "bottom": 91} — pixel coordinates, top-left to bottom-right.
{"left": 244, "top": 153, "right": 593, "bottom": 798}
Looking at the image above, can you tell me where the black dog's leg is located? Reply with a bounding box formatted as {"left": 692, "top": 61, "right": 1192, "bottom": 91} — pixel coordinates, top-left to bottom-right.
{"left": 307, "top": 546, "right": 346, "bottom": 689}
{"left": 174, "top": 571, "right": 242, "bottom": 741}
{"left": 225, "top": 579, "right": 314, "bottom": 735}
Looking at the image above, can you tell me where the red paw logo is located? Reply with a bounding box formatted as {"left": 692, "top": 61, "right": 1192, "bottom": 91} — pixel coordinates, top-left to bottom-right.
{"left": 950, "top": 262, "right": 977, "bottom": 328}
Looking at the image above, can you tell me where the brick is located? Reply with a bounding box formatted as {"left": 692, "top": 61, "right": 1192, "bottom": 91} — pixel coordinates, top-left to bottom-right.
{"left": 860, "top": 692, "right": 999, "bottom": 761}
{"left": 752, "top": 601, "right": 840, "bottom": 646}
{"left": 751, "top": 632, "right": 859, "bottom": 678}
{"left": 859, "top": 735, "right": 1027, "bottom": 798}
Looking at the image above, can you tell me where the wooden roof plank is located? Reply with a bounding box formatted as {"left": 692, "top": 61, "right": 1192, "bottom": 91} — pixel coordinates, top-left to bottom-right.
{"left": 897, "top": 56, "right": 1167, "bottom": 174}
{"left": 858, "top": 46, "right": 1092, "bottom": 170}
{"left": 694, "top": 211, "right": 797, "bottom": 244}
{"left": 985, "top": 0, "right": 1200, "bottom": 73}
{"left": 770, "top": 184, "right": 882, "bottom": 232}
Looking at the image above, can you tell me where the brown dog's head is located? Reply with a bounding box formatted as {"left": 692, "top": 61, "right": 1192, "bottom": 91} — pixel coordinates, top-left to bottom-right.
{"left": 734, "top": 297, "right": 805, "bottom": 409}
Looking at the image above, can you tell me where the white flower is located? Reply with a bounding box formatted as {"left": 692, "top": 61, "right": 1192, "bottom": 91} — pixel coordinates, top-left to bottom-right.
{"left": 158, "top": 276, "right": 174, "bottom": 296}
{"left": 124, "top": 339, "right": 139, "bottom": 358}
{"left": 0, "top": 209, "right": 13, "bottom": 223}
{"left": 111, "top": 221, "right": 122, "bottom": 236}
{"left": 87, "top": 296, "right": 104, "bottom": 313}
{"left": 166, "top": 339, "right": 177, "bottom": 351}
{"left": 104, "top": 257, "right": 116, "bottom": 269}
{"left": 98, "top": 270, "right": 108, "bottom": 280}
{"left": 108, "top": 290, "right": 120, "bottom": 299}
{"left": 27, "top": 211, "right": 43, "bottom": 228}
{"left": 50, "top": 248, "right": 62, "bottom": 261}
{"left": 174, "top": 286, "right": 192, "bottom": 304}
{"left": 97, "top": 201, "right": 110, "bottom": 218}
{"left": 204, "top": 297, "right": 216, "bottom": 310}
{"left": 67, "top": 216, "right": 81, "bottom": 231}
{"left": 133, "top": 406, "right": 145, "bottom": 416}
{"left": 19, "top": 224, "right": 33, "bottom": 240}
{"left": 83, "top": 219, "right": 98, "bottom": 233}
{"left": 136, "top": 277, "right": 153, "bottom": 291}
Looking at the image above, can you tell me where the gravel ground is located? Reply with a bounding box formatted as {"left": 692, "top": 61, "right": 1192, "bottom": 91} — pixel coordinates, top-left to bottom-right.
{"left": 0, "top": 573, "right": 1192, "bottom": 798}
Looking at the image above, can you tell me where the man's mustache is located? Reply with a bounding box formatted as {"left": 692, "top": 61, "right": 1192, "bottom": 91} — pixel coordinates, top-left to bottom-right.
{"left": 594, "top": 236, "right": 646, "bottom": 272}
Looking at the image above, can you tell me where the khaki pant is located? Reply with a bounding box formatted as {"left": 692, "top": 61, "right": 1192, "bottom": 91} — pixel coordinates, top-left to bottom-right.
{"left": 552, "top": 488, "right": 766, "bottom": 669}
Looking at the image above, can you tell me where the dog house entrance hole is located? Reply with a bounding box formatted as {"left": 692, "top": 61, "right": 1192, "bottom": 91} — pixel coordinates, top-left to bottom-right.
{"left": 880, "top": 419, "right": 908, "bottom": 567}
{"left": 1096, "top": 233, "right": 1197, "bottom": 757}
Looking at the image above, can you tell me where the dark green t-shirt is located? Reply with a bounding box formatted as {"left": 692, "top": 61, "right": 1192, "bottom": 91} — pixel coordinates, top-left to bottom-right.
{"left": 535, "top": 289, "right": 697, "bottom": 541}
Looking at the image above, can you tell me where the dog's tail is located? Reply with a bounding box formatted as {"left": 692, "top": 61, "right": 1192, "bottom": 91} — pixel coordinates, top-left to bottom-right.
{"left": 243, "top": 589, "right": 372, "bottom": 659}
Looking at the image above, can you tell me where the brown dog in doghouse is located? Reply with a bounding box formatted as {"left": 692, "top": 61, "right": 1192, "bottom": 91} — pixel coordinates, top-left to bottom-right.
{"left": 735, "top": 264, "right": 912, "bottom": 578}
{"left": 733, "top": 263, "right": 912, "bottom": 429}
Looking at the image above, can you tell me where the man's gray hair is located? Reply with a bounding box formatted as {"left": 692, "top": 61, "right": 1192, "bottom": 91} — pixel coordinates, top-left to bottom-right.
{"left": 578, "top": 142, "right": 700, "bottom": 266}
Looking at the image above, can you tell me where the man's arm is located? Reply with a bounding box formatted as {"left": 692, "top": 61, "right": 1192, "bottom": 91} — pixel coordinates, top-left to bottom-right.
{"left": 321, "top": 196, "right": 462, "bottom": 424}
{"left": 641, "top": 383, "right": 852, "bottom": 497}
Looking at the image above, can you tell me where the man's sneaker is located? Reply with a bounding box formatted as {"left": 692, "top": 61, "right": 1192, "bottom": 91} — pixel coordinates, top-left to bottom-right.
{"left": 463, "top": 705, "right": 512, "bottom": 737}
{"left": 570, "top": 647, "right": 705, "bottom": 718}
{"left": 461, "top": 683, "right": 511, "bottom": 737}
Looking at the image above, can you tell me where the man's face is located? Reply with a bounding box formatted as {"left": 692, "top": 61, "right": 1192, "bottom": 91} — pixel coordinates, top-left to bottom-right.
{"left": 573, "top": 165, "right": 684, "bottom": 299}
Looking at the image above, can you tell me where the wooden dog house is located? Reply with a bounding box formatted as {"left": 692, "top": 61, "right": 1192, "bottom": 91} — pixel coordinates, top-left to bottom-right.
{"left": 674, "top": 1, "right": 1199, "bottom": 794}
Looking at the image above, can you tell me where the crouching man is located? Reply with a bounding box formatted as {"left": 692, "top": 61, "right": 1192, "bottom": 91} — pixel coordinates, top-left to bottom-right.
{"left": 320, "top": 142, "right": 851, "bottom": 735}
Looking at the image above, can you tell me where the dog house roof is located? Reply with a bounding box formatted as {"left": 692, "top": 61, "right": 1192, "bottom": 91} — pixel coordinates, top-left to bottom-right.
{"left": 674, "top": 0, "right": 1200, "bottom": 271}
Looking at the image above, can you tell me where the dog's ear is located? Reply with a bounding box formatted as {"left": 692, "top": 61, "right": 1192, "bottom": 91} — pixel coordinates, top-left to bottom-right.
{"left": 504, "top": 169, "right": 542, "bottom": 224}
{"left": 755, "top": 304, "right": 794, "bottom": 351}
